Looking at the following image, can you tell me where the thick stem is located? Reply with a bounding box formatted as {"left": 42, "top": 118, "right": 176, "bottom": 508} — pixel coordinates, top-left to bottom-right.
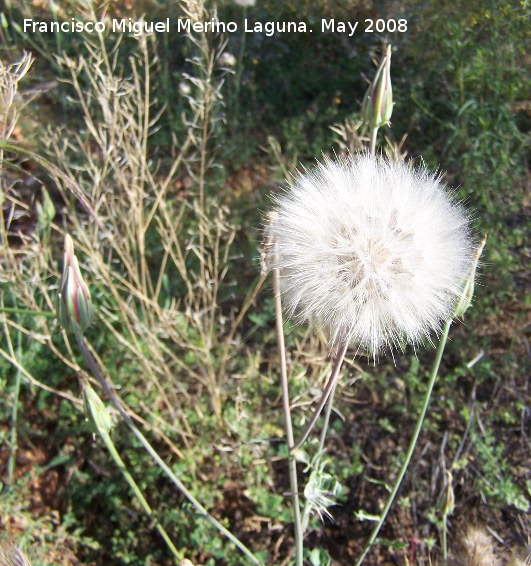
{"left": 369, "top": 126, "right": 379, "bottom": 156}
{"left": 273, "top": 256, "right": 303, "bottom": 566}
{"left": 354, "top": 318, "right": 453, "bottom": 566}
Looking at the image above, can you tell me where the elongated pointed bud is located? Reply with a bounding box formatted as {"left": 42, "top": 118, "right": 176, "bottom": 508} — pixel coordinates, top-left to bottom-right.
{"left": 454, "top": 234, "right": 486, "bottom": 317}
{"left": 362, "top": 45, "right": 393, "bottom": 128}
{"left": 82, "top": 382, "right": 113, "bottom": 437}
{"left": 56, "top": 234, "right": 93, "bottom": 333}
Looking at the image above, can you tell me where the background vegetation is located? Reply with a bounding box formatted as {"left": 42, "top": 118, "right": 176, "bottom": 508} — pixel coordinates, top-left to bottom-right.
{"left": 0, "top": 0, "right": 529, "bottom": 564}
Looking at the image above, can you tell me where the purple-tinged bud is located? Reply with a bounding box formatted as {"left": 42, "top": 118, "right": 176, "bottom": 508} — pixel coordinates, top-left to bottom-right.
{"left": 362, "top": 45, "right": 393, "bottom": 128}
{"left": 56, "top": 234, "right": 93, "bottom": 333}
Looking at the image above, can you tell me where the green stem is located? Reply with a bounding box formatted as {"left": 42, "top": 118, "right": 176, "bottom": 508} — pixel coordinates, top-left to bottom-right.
{"left": 0, "top": 307, "right": 54, "bottom": 317}
{"left": 369, "top": 126, "right": 379, "bottom": 156}
{"left": 273, "top": 259, "right": 303, "bottom": 566}
{"left": 355, "top": 318, "right": 453, "bottom": 566}
{"left": 98, "top": 427, "right": 182, "bottom": 560}
{"left": 74, "top": 332, "right": 261, "bottom": 565}
{"left": 442, "top": 513, "right": 448, "bottom": 563}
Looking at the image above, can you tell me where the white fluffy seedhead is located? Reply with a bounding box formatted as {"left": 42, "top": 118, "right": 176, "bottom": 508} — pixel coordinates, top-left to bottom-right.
{"left": 269, "top": 153, "right": 473, "bottom": 359}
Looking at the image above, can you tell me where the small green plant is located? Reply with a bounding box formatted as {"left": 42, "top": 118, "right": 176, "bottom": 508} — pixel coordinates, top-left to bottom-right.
{"left": 471, "top": 427, "right": 529, "bottom": 513}
{"left": 0, "top": 473, "right": 99, "bottom": 564}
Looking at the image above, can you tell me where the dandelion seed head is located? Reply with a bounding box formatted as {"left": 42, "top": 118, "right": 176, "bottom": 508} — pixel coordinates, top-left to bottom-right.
{"left": 269, "top": 153, "right": 473, "bottom": 358}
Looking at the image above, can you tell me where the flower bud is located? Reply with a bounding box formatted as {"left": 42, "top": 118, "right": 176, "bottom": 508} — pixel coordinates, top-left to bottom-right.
{"left": 362, "top": 45, "right": 393, "bottom": 128}
{"left": 82, "top": 382, "right": 113, "bottom": 437}
{"left": 56, "top": 234, "right": 93, "bottom": 333}
{"left": 454, "top": 234, "right": 486, "bottom": 317}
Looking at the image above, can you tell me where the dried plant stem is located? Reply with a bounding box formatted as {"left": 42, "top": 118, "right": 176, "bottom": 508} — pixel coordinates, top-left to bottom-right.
{"left": 300, "top": 340, "right": 348, "bottom": 532}
{"left": 216, "top": 272, "right": 267, "bottom": 386}
{"left": 292, "top": 341, "right": 348, "bottom": 451}
{"left": 0, "top": 314, "right": 81, "bottom": 405}
{"left": 273, "top": 253, "right": 303, "bottom": 566}
{"left": 317, "top": 346, "right": 347, "bottom": 455}
{"left": 0, "top": 140, "right": 102, "bottom": 228}
{"left": 74, "top": 332, "right": 261, "bottom": 565}
{"left": 354, "top": 318, "right": 453, "bottom": 566}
